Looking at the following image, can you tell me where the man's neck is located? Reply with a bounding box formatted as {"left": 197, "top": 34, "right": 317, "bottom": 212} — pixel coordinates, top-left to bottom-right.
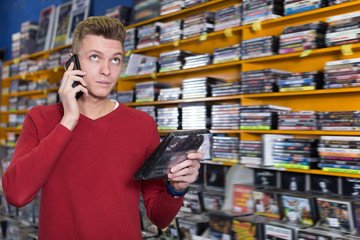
{"left": 78, "top": 97, "right": 115, "bottom": 120}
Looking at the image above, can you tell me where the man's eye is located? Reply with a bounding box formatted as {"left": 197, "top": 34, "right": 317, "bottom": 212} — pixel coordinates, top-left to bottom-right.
{"left": 90, "top": 55, "right": 99, "bottom": 60}
{"left": 112, "top": 58, "right": 121, "bottom": 64}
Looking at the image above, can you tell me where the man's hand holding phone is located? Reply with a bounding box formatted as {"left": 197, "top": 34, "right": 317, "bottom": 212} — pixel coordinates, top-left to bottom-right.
{"left": 59, "top": 55, "right": 88, "bottom": 131}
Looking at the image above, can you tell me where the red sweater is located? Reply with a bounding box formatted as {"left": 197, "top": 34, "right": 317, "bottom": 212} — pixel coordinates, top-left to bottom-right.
{"left": 2, "top": 102, "right": 183, "bottom": 239}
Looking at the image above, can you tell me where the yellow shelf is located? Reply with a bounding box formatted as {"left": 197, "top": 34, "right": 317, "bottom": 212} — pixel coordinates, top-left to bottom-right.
{"left": 244, "top": 164, "right": 360, "bottom": 178}
{"left": 119, "top": 59, "right": 243, "bottom": 81}
{"left": 3, "top": 88, "right": 59, "bottom": 97}
{"left": 1, "top": 110, "right": 28, "bottom": 115}
{"left": 242, "top": 130, "right": 360, "bottom": 136}
{"left": 125, "top": 0, "right": 239, "bottom": 29}
{"left": 2, "top": 67, "right": 65, "bottom": 82}
{"left": 4, "top": 44, "right": 71, "bottom": 65}
{"left": 125, "top": 95, "right": 241, "bottom": 107}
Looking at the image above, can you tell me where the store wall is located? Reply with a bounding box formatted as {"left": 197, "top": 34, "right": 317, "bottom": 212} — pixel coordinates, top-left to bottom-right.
{"left": 0, "top": 0, "right": 133, "bottom": 61}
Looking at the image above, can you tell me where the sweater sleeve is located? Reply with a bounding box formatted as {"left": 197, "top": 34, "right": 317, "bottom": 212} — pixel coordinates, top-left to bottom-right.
{"left": 2, "top": 111, "right": 73, "bottom": 207}
{"left": 140, "top": 122, "right": 184, "bottom": 229}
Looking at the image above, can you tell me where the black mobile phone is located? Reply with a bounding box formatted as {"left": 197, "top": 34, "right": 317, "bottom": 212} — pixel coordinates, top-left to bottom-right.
{"left": 64, "top": 54, "right": 84, "bottom": 100}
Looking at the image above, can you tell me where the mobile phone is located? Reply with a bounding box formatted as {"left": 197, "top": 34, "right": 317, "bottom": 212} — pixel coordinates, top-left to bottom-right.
{"left": 64, "top": 54, "right": 84, "bottom": 100}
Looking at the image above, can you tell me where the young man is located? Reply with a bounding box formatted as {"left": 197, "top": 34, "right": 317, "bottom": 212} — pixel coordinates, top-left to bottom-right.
{"left": 2, "top": 16, "right": 203, "bottom": 239}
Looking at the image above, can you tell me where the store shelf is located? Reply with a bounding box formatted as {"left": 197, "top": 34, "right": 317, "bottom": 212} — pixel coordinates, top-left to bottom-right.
{"left": 119, "top": 59, "right": 243, "bottom": 81}
{"left": 244, "top": 164, "right": 360, "bottom": 178}
{"left": 125, "top": 0, "right": 239, "bottom": 29}
{"left": 200, "top": 160, "right": 237, "bottom": 166}
{"left": 4, "top": 44, "right": 71, "bottom": 65}
{"left": 242, "top": 87, "right": 360, "bottom": 98}
{"left": 125, "top": 95, "right": 241, "bottom": 107}
{"left": 129, "top": 25, "right": 244, "bottom": 55}
{"left": 1, "top": 110, "right": 28, "bottom": 115}
{"left": 2, "top": 67, "right": 65, "bottom": 82}
{"left": 4, "top": 87, "right": 59, "bottom": 97}
{"left": 242, "top": 130, "right": 360, "bottom": 136}
{"left": 244, "top": 42, "right": 360, "bottom": 64}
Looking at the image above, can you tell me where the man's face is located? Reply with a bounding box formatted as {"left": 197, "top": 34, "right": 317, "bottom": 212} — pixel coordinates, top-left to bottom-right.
{"left": 76, "top": 34, "right": 123, "bottom": 99}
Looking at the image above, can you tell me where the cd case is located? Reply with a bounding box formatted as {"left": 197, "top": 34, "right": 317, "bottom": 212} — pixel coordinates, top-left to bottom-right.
{"left": 134, "top": 129, "right": 210, "bottom": 180}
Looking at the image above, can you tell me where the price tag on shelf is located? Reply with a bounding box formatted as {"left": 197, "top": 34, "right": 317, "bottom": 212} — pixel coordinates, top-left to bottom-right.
{"left": 341, "top": 44, "right": 353, "bottom": 56}
{"left": 125, "top": 51, "right": 132, "bottom": 57}
{"left": 151, "top": 73, "right": 157, "bottom": 79}
{"left": 199, "top": 33, "right": 208, "bottom": 41}
{"left": 173, "top": 40, "right": 180, "bottom": 47}
{"left": 300, "top": 49, "right": 312, "bottom": 57}
{"left": 53, "top": 67, "right": 58, "bottom": 73}
{"left": 224, "top": 28, "right": 233, "bottom": 38}
{"left": 43, "top": 89, "right": 48, "bottom": 95}
{"left": 21, "top": 74, "right": 26, "bottom": 80}
{"left": 13, "top": 58, "right": 21, "bottom": 64}
{"left": 252, "top": 21, "right": 262, "bottom": 31}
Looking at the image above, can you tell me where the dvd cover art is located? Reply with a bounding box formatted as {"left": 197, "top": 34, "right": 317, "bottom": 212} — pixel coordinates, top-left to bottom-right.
{"left": 66, "top": 0, "right": 91, "bottom": 45}
{"left": 134, "top": 129, "right": 210, "bottom": 180}
{"left": 35, "top": 5, "right": 56, "bottom": 52}
{"left": 317, "top": 198, "right": 354, "bottom": 232}
{"left": 253, "top": 189, "right": 281, "bottom": 220}
{"left": 281, "top": 194, "right": 315, "bottom": 226}
{"left": 51, "top": 1, "right": 72, "bottom": 49}
{"left": 233, "top": 185, "right": 255, "bottom": 214}
{"left": 281, "top": 171, "right": 306, "bottom": 192}
{"left": 310, "top": 174, "right": 339, "bottom": 195}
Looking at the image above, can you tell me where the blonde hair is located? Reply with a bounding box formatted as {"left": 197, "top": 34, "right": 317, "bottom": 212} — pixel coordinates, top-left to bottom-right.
{"left": 72, "top": 16, "right": 126, "bottom": 53}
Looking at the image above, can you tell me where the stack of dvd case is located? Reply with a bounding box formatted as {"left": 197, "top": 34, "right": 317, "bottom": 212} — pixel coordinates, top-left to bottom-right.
{"left": 210, "top": 81, "right": 241, "bottom": 97}
{"left": 20, "top": 21, "right": 38, "bottom": 57}
{"left": 105, "top": 5, "right": 131, "bottom": 26}
{"left": 183, "top": 11, "right": 214, "bottom": 39}
{"left": 117, "top": 90, "right": 134, "bottom": 103}
{"left": 156, "top": 107, "right": 180, "bottom": 130}
{"left": 184, "top": 0, "right": 209, "bottom": 8}
{"left": 135, "top": 81, "right": 172, "bottom": 102}
{"left": 182, "top": 77, "right": 225, "bottom": 99}
{"left": 159, "top": 19, "right": 183, "bottom": 44}
{"left": 239, "top": 140, "right": 263, "bottom": 165}
{"left": 241, "top": 36, "right": 279, "bottom": 59}
{"left": 277, "top": 71, "right": 324, "bottom": 92}
{"left": 318, "top": 111, "right": 360, "bottom": 131}
{"left": 278, "top": 111, "right": 319, "bottom": 130}
{"left": 242, "top": 0, "right": 284, "bottom": 25}
{"left": 135, "top": 106, "right": 157, "bottom": 121}
{"left": 323, "top": 58, "right": 360, "bottom": 89}
{"left": 279, "top": 21, "right": 328, "bottom": 54}
{"left": 124, "top": 28, "right": 137, "bottom": 53}
{"left": 214, "top": 4, "right": 242, "bottom": 32}
{"left": 318, "top": 136, "right": 360, "bottom": 173}
{"left": 158, "top": 50, "right": 195, "bottom": 72}
{"left": 160, "top": 0, "right": 184, "bottom": 15}
{"left": 241, "top": 69, "right": 290, "bottom": 94}
{"left": 211, "top": 103, "right": 241, "bottom": 130}
{"left": 272, "top": 138, "right": 319, "bottom": 169}
{"left": 183, "top": 53, "right": 213, "bottom": 69}
{"left": 158, "top": 87, "right": 181, "bottom": 101}
{"left": 12, "top": 32, "right": 21, "bottom": 59}
{"left": 284, "top": 0, "right": 327, "bottom": 16}
{"left": 211, "top": 136, "right": 240, "bottom": 163}
{"left": 240, "top": 104, "right": 291, "bottom": 130}
{"left": 326, "top": 11, "right": 360, "bottom": 47}
{"left": 136, "top": 22, "right": 163, "bottom": 49}
{"left": 213, "top": 44, "right": 242, "bottom": 64}
{"left": 179, "top": 103, "right": 210, "bottom": 129}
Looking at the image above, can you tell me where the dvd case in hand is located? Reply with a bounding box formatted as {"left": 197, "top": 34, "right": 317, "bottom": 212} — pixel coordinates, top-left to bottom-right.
{"left": 134, "top": 129, "right": 210, "bottom": 180}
